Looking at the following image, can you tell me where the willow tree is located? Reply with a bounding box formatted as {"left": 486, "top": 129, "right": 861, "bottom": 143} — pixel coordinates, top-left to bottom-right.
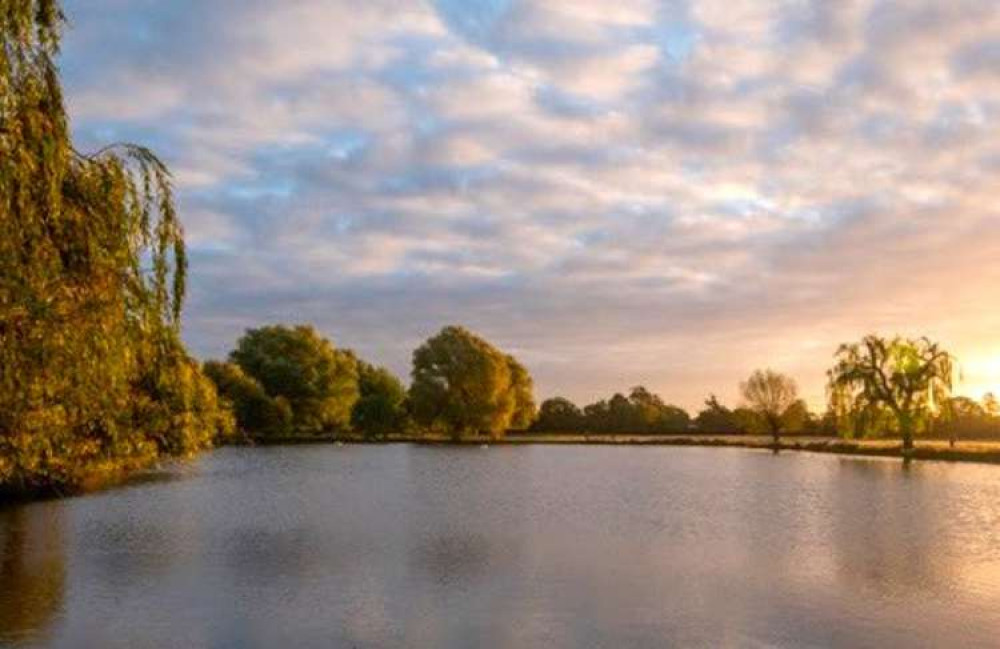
{"left": 827, "top": 335, "right": 955, "bottom": 452}
{"left": 1, "top": 1, "right": 230, "bottom": 493}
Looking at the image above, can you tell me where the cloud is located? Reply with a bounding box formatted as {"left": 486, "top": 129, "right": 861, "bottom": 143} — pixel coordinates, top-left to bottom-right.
{"left": 60, "top": 0, "right": 1000, "bottom": 410}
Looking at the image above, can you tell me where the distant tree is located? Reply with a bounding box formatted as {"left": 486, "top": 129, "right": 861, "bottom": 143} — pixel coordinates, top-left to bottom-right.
{"left": 627, "top": 386, "right": 690, "bottom": 433}
{"left": 946, "top": 396, "right": 985, "bottom": 420}
{"left": 732, "top": 407, "right": 763, "bottom": 435}
{"left": 507, "top": 355, "right": 536, "bottom": 430}
{"left": 781, "top": 399, "right": 810, "bottom": 435}
{"left": 203, "top": 361, "right": 292, "bottom": 438}
{"left": 230, "top": 325, "right": 359, "bottom": 436}
{"left": 582, "top": 399, "right": 610, "bottom": 432}
{"left": 607, "top": 393, "right": 637, "bottom": 433}
{"left": 573, "top": 387, "right": 689, "bottom": 434}
{"left": 627, "top": 386, "right": 660, "bottom": 432}
{"left": 983, "top": 393, "right": 1000, "bottom": 440}
{"left": 740, "top": 369, "right": 800, "bottom": 446}
{"left": 660, "top": 405, "right": 692, "bottom": 433}
{"left": 807, "top": 408, "right": 840, "bottom": 437}
{"left": 828, "top": 335, "right": 955, "bottom": 452}
{"left": 533, "top": 397, "right": 584, "bottom": 432}
{"left": 351, "top": 361, "right": 408, "bottom": 440}
{"left": 983, "top": 393, "right": 999, "bottom": 418}
{"left": 409, "top": 326, "right": 534, "bottom": 440}
{"left": 937, "top": 396, "right": 992, "bottom": 446}
{"left": 695, "top": 395, "right": 745, "bottom": 434}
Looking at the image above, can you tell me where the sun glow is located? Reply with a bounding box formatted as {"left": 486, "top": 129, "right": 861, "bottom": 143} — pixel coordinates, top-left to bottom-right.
{"left": 958, "top": 353, "right": 1000, "bottom": 400}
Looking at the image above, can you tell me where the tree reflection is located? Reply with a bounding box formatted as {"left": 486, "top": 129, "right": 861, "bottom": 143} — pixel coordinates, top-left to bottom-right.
{"left": 829, "top": 459, "right": 950, "bottom": 594}
{"left": 0, "top": 506, "right": 66, "bottom": 644}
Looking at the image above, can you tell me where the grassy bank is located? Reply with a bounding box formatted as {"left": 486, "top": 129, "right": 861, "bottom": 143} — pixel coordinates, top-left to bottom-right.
{"left": 513, "top": 434, "right": 1000, "bottom": 464}
{"left": 247, "top": 432, "right": 1000, "bottom": 465}
{"left": 8, "top": 434, "right": 999, "bottom": 504}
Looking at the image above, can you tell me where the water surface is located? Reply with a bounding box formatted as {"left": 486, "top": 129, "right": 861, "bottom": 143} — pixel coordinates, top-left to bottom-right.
{"left": 3, "top": 445, "right": 1000, "bottom": 648}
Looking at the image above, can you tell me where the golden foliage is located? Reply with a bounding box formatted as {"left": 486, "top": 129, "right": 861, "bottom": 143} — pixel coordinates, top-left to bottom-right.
{"left": 0, "top": 1, "right": 231, "bottom": 494}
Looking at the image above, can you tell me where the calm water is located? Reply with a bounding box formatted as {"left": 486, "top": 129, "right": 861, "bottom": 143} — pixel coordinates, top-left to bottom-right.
{"left": 2, "top": 446, "right": 1000, "bottom": 649}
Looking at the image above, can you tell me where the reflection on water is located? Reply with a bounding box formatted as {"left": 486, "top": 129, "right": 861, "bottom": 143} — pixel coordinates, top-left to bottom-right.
{"left": 2, "top": 446, "right": 1000, "bottom": 648}
{"left": 0, "top": 506, "right": 66, "bottom": 646}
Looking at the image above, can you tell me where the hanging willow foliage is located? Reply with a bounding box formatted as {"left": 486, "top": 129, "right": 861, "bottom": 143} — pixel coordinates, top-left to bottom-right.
{"left": 0, "top": 1, "right": 233, "bottom": 494}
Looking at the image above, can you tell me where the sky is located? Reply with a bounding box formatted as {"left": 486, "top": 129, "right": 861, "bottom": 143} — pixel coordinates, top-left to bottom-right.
{"left": 59, "top": 0, "right": 1000, "bottom": 412}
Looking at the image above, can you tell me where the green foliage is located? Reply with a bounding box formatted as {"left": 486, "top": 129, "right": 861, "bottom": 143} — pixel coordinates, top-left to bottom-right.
{"left": 740, "top": 369, "right": 800, "bottom": 443}
{"left": 229, "top": 325, "right": 359, "bottom": 436}
{"left": 983, "top": 393, "right": 999, "bottom": 418}
{"left": 934, "top": 396, "right": 1000, "bottom": 443}
{"left": 507, "top": 355, "right": 536, "bottom": 430}
{"left": 694, "top": 395, "right": 747, "bottom": 434}
{"left": 0, "top": 1, "right": 229, "bottom": 494}
{"left": 351, "top": 361, "right": 408, "bottom": 439}
{"left": 409, "top": 326, "right": 534, "bottom": 439}
{"left": 627, "top": 386, "right": 691, "bottom": 433}
{"left": 133, "top": 334, "right": 235, "bottom": 456}
{"left": 828, "top": 335, "right": 955, "bottom": 450}
{"left": 534, "top": 387, "right": 690, "bottom": 434}
{"left": 203, "top": 360, "right": 292, "bottom": 439}
{"left": 533, "top": 397, "right": 584, "bottom": 432}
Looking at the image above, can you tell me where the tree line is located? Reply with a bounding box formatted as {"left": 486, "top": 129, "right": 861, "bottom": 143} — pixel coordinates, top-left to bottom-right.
{"left": 200, "top": 323, "right": 1000, "bottom": 455}
{"left": 202, "top": 324, "right": 535, "bottom": 443}
{"left": 535, "top": 337, "right": 1000, "bottom": 449}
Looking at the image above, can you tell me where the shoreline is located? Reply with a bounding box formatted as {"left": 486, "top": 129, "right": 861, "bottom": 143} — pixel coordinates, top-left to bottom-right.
{"left": 251, "top": 433, "right": 1000, "bottom": 465}
{"left": 6, "top": 434, "right": 1000, "bottom": 504}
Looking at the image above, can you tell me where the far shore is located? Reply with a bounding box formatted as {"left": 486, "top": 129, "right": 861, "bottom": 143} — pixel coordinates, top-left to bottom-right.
{"left": 250, "top": 433, "right": 1000, "bottom": 466}
{"left": 7, "top": 434, "right": 1000, "bottom": 504}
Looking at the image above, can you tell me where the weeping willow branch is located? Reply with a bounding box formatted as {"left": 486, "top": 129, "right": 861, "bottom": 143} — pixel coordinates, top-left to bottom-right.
{"left": 1, "top": 0, "right": 230, "bottom": 494}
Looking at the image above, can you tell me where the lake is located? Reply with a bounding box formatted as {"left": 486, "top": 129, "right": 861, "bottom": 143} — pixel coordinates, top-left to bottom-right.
{"left": 2, "top": 445, "right": 1000, "bottom": 648}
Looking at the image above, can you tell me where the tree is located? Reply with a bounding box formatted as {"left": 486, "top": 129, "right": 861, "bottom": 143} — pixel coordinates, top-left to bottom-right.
{"left": 230, "top": 325, "right": 359, "bottom": 436}
{"left": 695, "top": 395, "right": 745, "bottom": 434}
{"left": 740, "top": 369, "right": 800, "bottom": 446}
{"left": 1, "top": 2, "right": 229, "bottom": 493}
{"left": 203, "top": 361, "right": 292, "bottom": 439}
{"left": 628, "top": 386, "right": 663, "bottom": 432}
{"left": 827, "top": 335, "right": 955, "bottom": 452}
{"left": 781, "top": 399, "right": 810, "bottom": 435}
{"left": 409, "top": 326, "right": 534, "bottom": 439}
{"left": 351, "top": 361, "right": 408, "bottom": 440}
{"left": 983, "top": 392, "right": 999, "bottom": 418}
{"left": 533, "top": 397, "right": 584, "bottom": 432}
{"left": 607, "top": 392, "right": 638, "bottom": 433}
{"left": 507, "top": 355, "right": 536, "bottom": 430}
{"left": 936, "top": 396, "right": 997, "bottom": 446}
{"left": 627, "top": 386, "right": 690, "bottom": 433}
